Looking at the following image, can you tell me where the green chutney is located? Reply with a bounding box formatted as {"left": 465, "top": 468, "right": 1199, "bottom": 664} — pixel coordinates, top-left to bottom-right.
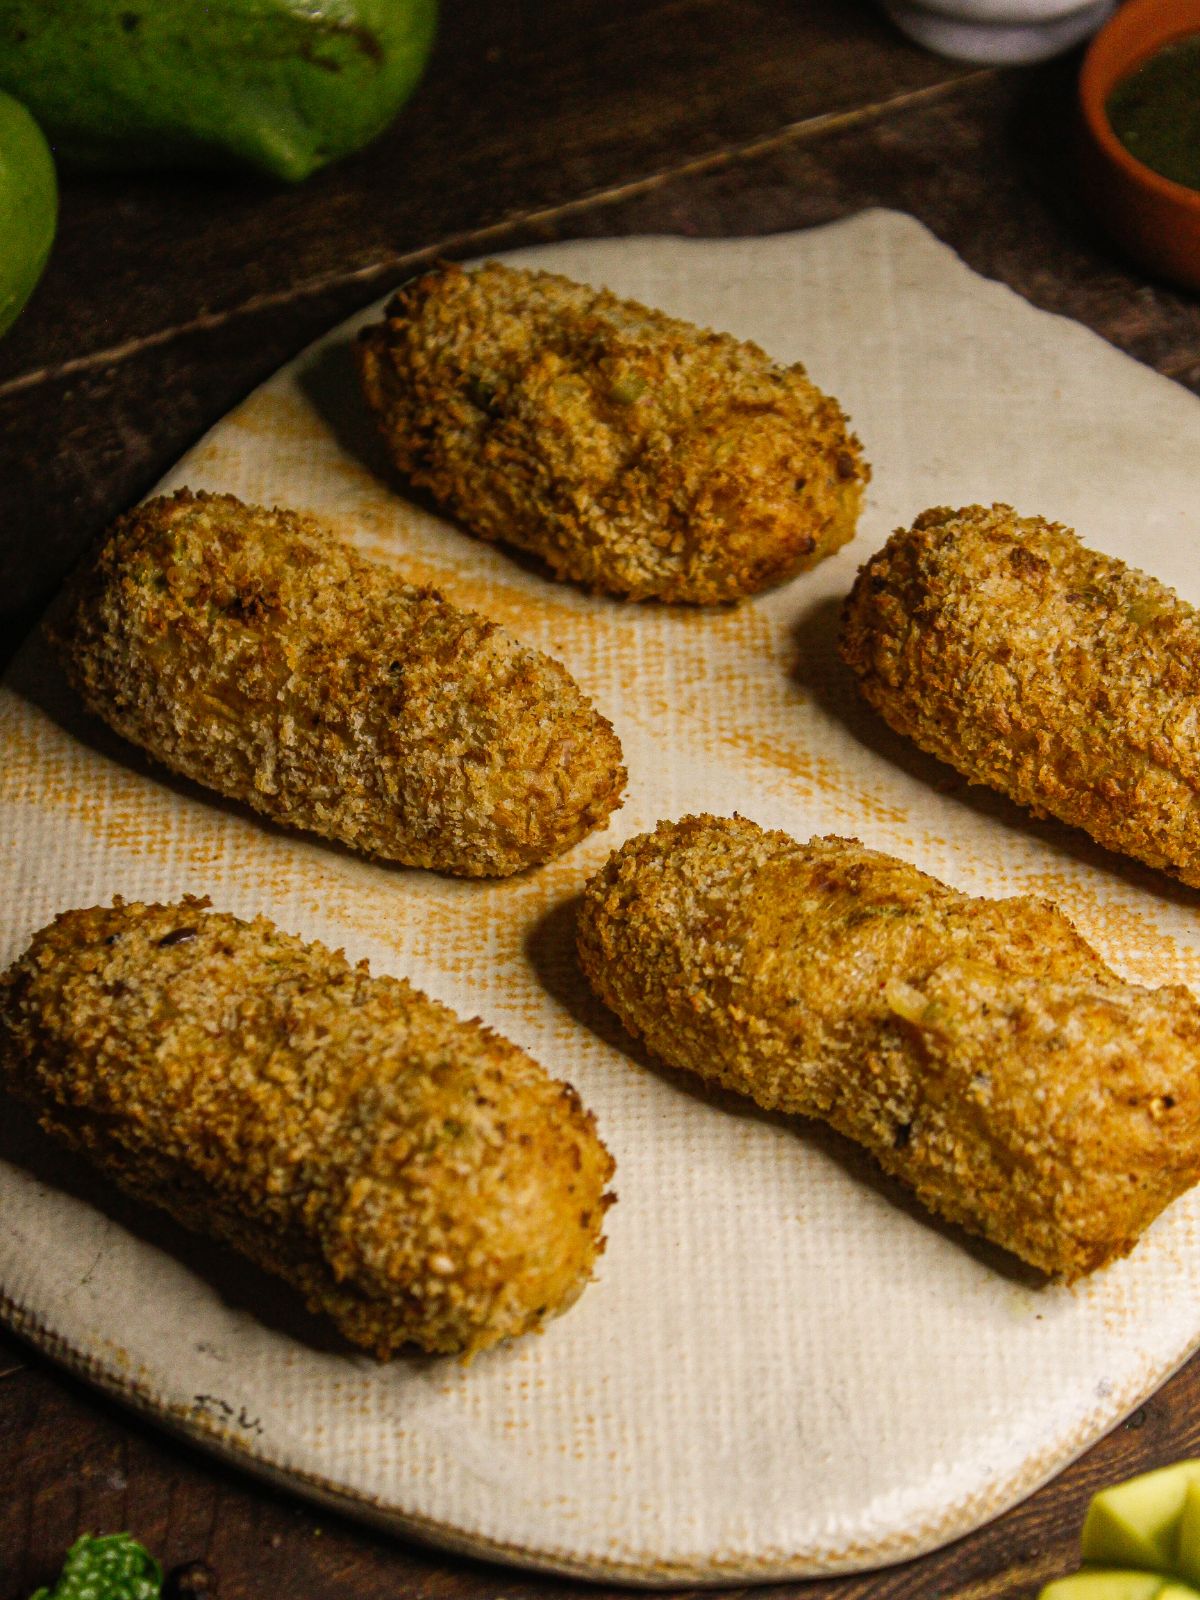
{"left": 1107, "top": 33, "right": 1200, "bottom": 194}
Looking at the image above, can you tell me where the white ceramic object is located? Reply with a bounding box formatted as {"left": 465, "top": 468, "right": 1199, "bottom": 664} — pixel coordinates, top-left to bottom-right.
{"left": 883, "top": 0, "right": 1115, "bottom": 62}
{"left": 4, "top": 212, "right": 1200, "bottom": 1584}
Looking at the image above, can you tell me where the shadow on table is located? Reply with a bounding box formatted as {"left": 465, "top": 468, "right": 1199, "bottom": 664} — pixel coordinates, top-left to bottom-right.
{"left": 524, "top": 891, "right": 1043, "bottom": 1289}
{"left": 1007, "top": 48, "right": 1137, "bottom": 280}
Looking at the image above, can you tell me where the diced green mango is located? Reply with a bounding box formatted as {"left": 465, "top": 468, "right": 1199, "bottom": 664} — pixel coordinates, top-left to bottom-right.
{"left": 1039, "top": 1572, "right": 1167, "bottom": 1599}
{"left": 1176, "top": 1482, "right": 1200, "bottom": 1587}
{"left": 1082, "top": 1462, "right": 1200, "bottom": 1573}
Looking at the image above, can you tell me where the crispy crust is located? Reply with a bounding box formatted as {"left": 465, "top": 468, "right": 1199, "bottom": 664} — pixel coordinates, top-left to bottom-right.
{"left": 839, "top": 503, "right": 1200, "bottom": 886}
{"left": 356, "top": 261, "right": 869, "bottom": 604}
{"left": 577, "top": 814, "right": 1200, "bottom": 1279}
{"left": 51, "top": 490, "right": 625, "bottom": 877}
{"left": 0, "top": 897, "right": 616, "bottom": 1357}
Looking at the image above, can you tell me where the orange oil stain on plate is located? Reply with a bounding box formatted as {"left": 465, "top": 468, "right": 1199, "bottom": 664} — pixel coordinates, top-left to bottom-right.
{"left": 0, "top": 699, "right": 324, "bottom": 907}
{"left": 639, "top": 603, "right": 911, "bottom": 827}
{"left": 226, "top": 389, "right": 331, "bottom": 445}
{"left": 3, "top": 686, "right": 618, "bottom": 1009}
{"left": 172, "top": 440, "right": 242, "bottom": 482}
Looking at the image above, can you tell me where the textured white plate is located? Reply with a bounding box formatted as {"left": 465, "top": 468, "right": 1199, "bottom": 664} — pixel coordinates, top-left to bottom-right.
{"left": 5, "top": 211, "right": 1200, "bottom": 1585}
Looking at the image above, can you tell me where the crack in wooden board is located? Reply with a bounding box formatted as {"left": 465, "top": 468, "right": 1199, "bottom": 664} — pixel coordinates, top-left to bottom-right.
{"left": 0, "top": 74, "right": 994, "bottom": 405}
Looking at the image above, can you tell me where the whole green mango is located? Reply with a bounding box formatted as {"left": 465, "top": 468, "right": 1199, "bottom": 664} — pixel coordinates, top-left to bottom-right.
{"left": 0, "top": 0, "right": 438, "bottom": 182}
{"left": 0, "top": 89, "right": 56, "bottom": 337}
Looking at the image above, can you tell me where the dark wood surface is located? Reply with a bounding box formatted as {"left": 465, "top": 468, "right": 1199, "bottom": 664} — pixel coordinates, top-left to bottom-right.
{"left": 4, "top": 2, "right": 1200, "bottom": 1594}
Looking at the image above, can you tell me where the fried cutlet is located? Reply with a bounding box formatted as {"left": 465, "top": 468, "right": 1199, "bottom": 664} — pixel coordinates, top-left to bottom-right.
{"left": 840, "top": 503, "right": 1200, "bottom": 887}
{"left": 578, "top": 815, "right": 1200, "bottom": 1279}
{"left": 356, "top": 261, "right": 868, "bottom": 603}
{"left": 51, "top": 490, "right": 625, "bottom": 876}
{"left": 1, "top": 897, "right": 616, "bottom": 1357}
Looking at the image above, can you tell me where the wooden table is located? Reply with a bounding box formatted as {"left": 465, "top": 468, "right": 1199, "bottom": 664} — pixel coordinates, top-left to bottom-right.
{"left": 4, "top": 3, "right": 1200, "bottom": 1594}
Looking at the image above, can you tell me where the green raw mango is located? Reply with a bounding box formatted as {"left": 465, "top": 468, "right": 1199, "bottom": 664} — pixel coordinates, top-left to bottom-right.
{"left": 0, "top": 0, "right": 438, "bottom": 182}
{"left": 0, "top": 88, "right": 56, "bottom": 336}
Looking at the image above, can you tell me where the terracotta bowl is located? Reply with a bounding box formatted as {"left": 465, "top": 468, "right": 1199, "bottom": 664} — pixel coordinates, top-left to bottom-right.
{"left": 1079, "top": 0, "right": 1200, "bottom": 291}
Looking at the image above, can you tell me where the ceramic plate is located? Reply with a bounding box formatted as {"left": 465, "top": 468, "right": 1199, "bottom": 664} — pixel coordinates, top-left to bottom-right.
{"left": 5, "top": 212, "right": 1200, "bottom": 1583}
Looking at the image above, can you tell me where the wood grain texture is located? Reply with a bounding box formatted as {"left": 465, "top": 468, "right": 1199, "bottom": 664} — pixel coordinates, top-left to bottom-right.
{"left": 2, "top": 1337, "right": 1200, "bottom": 1599}
{"left": 0, "top": 0, "right": 975, "bottom": 383}
{"left": 6, "top": 0, "right": 1200, "bottom": 1594}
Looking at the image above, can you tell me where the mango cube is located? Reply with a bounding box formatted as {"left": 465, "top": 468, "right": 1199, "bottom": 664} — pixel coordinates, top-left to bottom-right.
{"left": 1081, "top": 1463, "right": 1200, "bottom": 1573}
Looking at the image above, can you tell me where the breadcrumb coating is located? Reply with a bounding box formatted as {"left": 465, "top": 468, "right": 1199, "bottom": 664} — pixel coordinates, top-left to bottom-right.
{"left": 840, "top": 503, "right": 1200, "bottom": 886}
{"left": 50, "top": 490, "right": 625, "bottom": 877}
{"left": 356, "top": 261, "right": 869, "bottom": 604}
{"left": 578, "top": 814, "right": 1200, "bottom": 1279}
{"left": 0, "top": 898, "right": 615, "bottom": 1357}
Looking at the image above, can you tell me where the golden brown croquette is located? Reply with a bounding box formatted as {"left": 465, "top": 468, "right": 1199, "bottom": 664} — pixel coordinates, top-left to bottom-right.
{"left": 51, "top": 490, "right": 625, "bottom": 876}
{"left": 356, "top": 261, "right": 868, "bottom": 604}
{"left": 1, "top": 897, "right": 615, "bottom": 1357}
{"left": 578, "top": 814, "right": 1200, "bottom": 1279}
{"left": 840, "top": 503, "right": 1200, "bottom": 887}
